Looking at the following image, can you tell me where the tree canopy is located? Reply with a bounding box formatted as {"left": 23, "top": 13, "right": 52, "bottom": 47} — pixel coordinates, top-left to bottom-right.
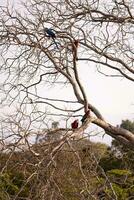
{"left": 0, "top": 0, "right": 134, "bottom": 149}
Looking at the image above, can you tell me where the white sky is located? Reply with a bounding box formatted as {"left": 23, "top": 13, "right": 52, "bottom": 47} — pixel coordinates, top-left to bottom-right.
{"left": 41, "top": 62, "right": 134, "bottom": 145}
{"left": 42, "top": 62, "right": 134, "bottom": 124}
{"left": 79, "top": 63, "right": 134, "bottom": 145}
{"left": 0, "top": 0, "right": 133, "bottom": 123}
{"left": 78, "top": 63, "right": 134, "bottom": 123}
{"left": 0, "top": 0, "right": 134, "bottom": 146}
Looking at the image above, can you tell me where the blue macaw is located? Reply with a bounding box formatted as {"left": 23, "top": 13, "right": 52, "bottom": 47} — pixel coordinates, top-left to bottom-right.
{"left": 44, "top": 28, "right": 59, "bottom": 49}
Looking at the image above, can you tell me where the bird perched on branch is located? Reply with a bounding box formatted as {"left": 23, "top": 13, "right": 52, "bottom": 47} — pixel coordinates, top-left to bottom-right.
{"left": 44, "top": 28, "right": 59, "bottom": 49}
{"left": 73, "top": 39, "right": 79, "bottom": 48}
{"left": 81, "top": 109, "right": 90, "bottom": 124}
{"left": 71, "top": 119, "right": 79, "bottom": 129}
{"left": 72, "top": 39, "right": 79, "bottom": 60}
{"left": 44, "top": 28, "right": 56, "bottom": 38}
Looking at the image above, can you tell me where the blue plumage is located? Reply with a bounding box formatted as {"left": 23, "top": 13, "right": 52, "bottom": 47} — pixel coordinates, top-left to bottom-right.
{"left": 44, "top": 28, "right": 56, "bottom": 38}
{"left": 44, "top": 28, "right": 59, "bottom": 48}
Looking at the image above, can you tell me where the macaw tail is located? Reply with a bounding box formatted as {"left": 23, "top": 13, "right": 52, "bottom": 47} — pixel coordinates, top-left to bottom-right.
{"left": 52, "top": 37, "right": 59, "bottom": 49}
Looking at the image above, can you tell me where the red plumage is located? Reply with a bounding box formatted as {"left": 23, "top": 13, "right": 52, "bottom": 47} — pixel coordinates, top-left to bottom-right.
{"left": 71, "top": 119, "right": 79, "bottom": 129}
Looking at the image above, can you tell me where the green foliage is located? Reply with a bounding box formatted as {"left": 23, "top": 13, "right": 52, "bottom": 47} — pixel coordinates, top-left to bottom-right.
{"left": 0, "top": 173, "right": 19, "bottom": 195}
{"left": 0, "top": 171, "right": 29, "bottom": 199}
{"left": 111, "top": 119, "right": 134, "bottom": 172}
{"left": 99, "top": 169, "right": 134, "bottom": 200}
{"left": 107, "top": 169, "right": 132, "bottom": 176}
{"left": 107, "top": 183, "right": 128, "bottom": 200}
{"left": 0, "top": 136, "right": 134, "bottom": 200}
{"left": 99, "top": 147, "right": 123, "bottom": 171}
{"left": 112, "top": 119, "right": 134, "bottom": 148}
{"left": 0, "top": 140, "right": 106, "bottom": 199}
{"left": 120, "top": 119, "right": 134, "bottom": 131}
{"left": 100, "top": 118, "right": 134, "bottom": 200}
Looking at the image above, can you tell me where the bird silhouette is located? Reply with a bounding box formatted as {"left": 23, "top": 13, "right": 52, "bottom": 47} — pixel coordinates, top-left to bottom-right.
{"left": 73, "top": 39, "right": 79, "bottom": 48}
{"left": 44, "top": 28, "right": 59, "bottom": 49}
{"left": 71, "top": 119, "right": 79, "bottom": 129}
{"left": 72, "top": 39, "right": 79, "bottom": 60}
{"left": 44, "top": 28, "right": 56, "bottom": 38}
{"left": 81, "top": 110, "right": 90, "bottom": 124}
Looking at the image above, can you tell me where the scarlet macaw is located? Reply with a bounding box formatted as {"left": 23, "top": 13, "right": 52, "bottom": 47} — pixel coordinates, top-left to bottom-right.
{"left": 71, "top": 119, "right": 79, "bottom": 129}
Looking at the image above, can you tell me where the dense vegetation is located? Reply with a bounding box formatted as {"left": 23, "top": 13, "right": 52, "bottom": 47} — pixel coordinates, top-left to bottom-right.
{"left": 0, "top": 1, "right": 134, "bottom": 199}
{"left": 0, "top": 120, "right": 134, "bottom": 200}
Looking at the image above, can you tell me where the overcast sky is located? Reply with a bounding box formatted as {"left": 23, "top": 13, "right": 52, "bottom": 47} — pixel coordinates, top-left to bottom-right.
{"left": 1, "top": 0, "right": 133, "bottom": 123}
{"left": 40, "top": 62, "right": 134, "bottom": 145}
{"left": 0, "top": 0, "right": 134, "bottom": 145}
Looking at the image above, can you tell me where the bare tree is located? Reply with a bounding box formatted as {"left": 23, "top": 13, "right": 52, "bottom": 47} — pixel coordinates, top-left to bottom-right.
{"left": 0, "top": 0, "right": 134, "bottom": 151}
